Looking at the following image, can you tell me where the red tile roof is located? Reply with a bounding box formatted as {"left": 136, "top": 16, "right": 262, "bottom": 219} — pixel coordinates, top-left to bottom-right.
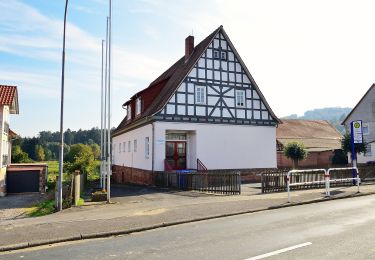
{"left": 0, "top": 85, "right": 16, "bottom": 105}
{"left": 0, "top": 85, "right": 19, "bottom": 114}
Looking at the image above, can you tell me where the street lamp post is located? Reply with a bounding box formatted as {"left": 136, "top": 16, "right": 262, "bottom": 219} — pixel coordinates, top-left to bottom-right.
{"left": 57, "top": 0, "right": 69, "bottom": 212}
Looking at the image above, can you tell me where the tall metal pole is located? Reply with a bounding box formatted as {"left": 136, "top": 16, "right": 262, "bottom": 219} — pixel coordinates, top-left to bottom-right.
{"left": 100, "top": 40, "right": 105, "bottom": 188}
{"left": 107, "top": 0, "right": 112, "bottom": 203}
{"left": 103, "top": 17, "right": 109, "bottom": 190}
{"left": 58, "top": 0, "right": 69, "bottom": 212}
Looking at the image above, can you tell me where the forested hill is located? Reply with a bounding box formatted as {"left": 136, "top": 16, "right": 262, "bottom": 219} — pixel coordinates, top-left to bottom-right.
{"left": 282, "top": 107, "right": 352, "bottom": 134}
{"left": 13, "top": 128, "right": 105, "bottom": 162}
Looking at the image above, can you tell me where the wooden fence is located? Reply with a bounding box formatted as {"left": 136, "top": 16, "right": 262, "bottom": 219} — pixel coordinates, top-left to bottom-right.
{"left": 261, "top": 166, "right": 375, "bottom": 193}
{"left": 155, "top": 171, "right": 241, "bottom": 195}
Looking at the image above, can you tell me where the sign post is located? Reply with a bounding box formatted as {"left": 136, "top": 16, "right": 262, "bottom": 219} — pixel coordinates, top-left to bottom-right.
{"left": 350, "top": 120, "right": 363, "bottom": 184}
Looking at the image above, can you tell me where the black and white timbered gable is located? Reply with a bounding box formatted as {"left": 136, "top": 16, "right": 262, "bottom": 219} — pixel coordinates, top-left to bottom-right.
{"left": 156, "top": 27, "right": 278, "bottom": 126}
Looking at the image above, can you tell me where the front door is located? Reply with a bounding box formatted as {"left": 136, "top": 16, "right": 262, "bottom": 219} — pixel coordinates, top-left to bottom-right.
{"left": 166, "top": 141, "right": 186, "bottom": 170}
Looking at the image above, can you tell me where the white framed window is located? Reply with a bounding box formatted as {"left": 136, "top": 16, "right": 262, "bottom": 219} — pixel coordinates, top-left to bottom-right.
{"left": 195, "top": 86, "right": 206, "bottom": 104}
{"left": 145, "top": 137, "right": 150, "bottom": 158}
{"left": 127, "top": 105, "right": 132, "bottom": 120}
{"left": 123, "top": 142, "right": 126, "bottom": 153}
{"left": 119, "top": 143, "right": 121, "bottom": 153}
{"left": 365, "top": 143, "right": 372, "bottom": 157}
{"left": 134, "top": 139, "right": 137, "bottom": 152}
{"left": 128, "top": 141, "right": 131, "bottom": 152}
{"left": 213, "top": 50, "right": 220, "bottom": 59}
{"left": 221, "top": 51, "right": 227, "bottom": 60}
{"left": 236, "top": 90, "right": 245, "bottom": 107}
{"left": 136, "top": 98, "right": 142, "bottom": 115}
{"left": 363, "top": 123, "right": 369, "bottom": 135}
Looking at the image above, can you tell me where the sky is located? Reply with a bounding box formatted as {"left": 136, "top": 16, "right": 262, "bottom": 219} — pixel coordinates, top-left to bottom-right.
{"left": 1, "top": 0, "right": 374, "bottom": 137}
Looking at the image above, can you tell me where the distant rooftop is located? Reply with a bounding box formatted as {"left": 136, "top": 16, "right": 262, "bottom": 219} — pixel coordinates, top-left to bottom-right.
{"left": 277, "top": 119, "right": 342, "bottom": 152}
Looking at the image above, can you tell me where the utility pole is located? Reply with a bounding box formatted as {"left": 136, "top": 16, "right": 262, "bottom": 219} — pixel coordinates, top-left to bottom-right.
{"left": 100, "top": 39, "right": 105, "bottom": 188}
{"left": 107, "top": 0, "right": 112, "bottom": 203}
{"left": 103, "top": 16, "right": 109, "bottom": 190}
{"left": 57, "top": 0, "right": 69, "bottom": 212}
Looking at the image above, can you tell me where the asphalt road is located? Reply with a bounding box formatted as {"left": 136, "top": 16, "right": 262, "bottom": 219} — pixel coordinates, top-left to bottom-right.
{"left": 2, "top": 195, "right": 375, "bottom": 260}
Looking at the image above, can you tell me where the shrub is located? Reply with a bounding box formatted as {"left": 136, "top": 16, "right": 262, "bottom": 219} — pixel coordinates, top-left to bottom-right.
{"left": 283, "top": 142, "right": 308, "bottom": 169}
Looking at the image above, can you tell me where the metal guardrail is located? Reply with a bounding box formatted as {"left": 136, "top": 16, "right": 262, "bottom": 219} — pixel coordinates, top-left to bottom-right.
{"left": 287, "top": 169, "right": 327, "bottom": 203}
{"left": 287, "top": 167, "right": 360, "bottom": 203}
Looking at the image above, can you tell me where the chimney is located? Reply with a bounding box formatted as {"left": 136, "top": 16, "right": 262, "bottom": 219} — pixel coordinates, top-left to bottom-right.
{"left": 185, "top": 35, "right": 194, "bottom": 61}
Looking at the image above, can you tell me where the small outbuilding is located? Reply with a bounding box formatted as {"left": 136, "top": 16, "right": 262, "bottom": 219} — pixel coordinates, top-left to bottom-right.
{"left": 6, "top": 164, "right": 48, "bottom": 194}
{"left": 277, "top": 120, "right": 342, "bottom": 168}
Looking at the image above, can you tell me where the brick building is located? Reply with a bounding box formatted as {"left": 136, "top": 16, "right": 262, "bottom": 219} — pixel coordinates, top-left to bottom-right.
{"left": 277, "top": 120, "right": 342, "bottom": 168}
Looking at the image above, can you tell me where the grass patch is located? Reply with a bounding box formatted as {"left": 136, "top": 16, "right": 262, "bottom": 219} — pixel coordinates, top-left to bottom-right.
{"left": 46, "top": 160, "right": 59, "bottom": 174}
{"left": 27, "top": 200, "right": 55, "bottom": 217}
{"left": 76, "top": 198, "right": 85, "bottom": 206}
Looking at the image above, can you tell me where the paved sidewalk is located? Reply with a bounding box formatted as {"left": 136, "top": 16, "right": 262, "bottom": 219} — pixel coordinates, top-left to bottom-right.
{"left": 0, "top": 183, "right": 374, "bottom": 252}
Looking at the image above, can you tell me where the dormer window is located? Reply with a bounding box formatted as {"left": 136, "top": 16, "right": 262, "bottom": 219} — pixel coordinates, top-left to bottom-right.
{"left": 136, "top": 98, "right": 142, "bottom": 115}
{"left": 127, "top": 105, "right": 132, "bottom": 120}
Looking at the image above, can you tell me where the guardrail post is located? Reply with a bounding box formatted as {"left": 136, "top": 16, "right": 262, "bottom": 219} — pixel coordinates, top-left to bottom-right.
{"left": 287, "top": 171, "right": 291, "bottom": 203}
{"left": 356, "top": 168, "right": 360, "bottom": 193}
{"left": 325, "top": 169, "right": 330, "bottom": 197}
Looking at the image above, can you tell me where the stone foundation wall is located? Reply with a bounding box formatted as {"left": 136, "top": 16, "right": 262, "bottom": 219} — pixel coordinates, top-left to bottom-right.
{"left": 112, "top": 165, "right": 280, "bottom": 185}
{"left": 112, "top": 165, "right": 155, "bottom": 186}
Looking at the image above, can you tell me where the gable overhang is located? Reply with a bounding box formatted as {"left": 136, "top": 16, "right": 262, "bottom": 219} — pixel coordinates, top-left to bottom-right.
{"left": 219, "top": 28, "right": 281, "bottom": 124}
{"left": 9, "top": 88, "right": 19, "bottom": 114}
{"left": 150, "top": 26, "right": 281, "bottom": 125}
{"left": 114, "top": 25, "right": 282, "bottom": 134}
{"left": 341, "top": 83, "right": 375, "bottom": 125}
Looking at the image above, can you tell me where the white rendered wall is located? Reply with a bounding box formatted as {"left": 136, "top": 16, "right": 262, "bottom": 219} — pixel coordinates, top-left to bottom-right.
{"left": 112, "top": 124, "right": 152, "bottom": 170}
{"left": 353, "top": 142, "right": 375, "bottom": 164}
{"left": 153, "top": 121, "right": 276, "bottom": 171}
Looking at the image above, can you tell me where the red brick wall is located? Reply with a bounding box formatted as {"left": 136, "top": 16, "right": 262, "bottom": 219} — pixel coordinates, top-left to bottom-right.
{"left": 112, "top": 166, "right": 280, "bottom": 185}
{"left": 277, "top": 151, "right": 334, "bottom": 168}
{"left": 112, "top": 165, "right": 155, "bottom": 186}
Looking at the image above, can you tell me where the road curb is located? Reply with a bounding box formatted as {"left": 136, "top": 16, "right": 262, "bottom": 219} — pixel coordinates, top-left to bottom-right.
{"left": 1, "top": 191, "right": 375, "bottom": 253}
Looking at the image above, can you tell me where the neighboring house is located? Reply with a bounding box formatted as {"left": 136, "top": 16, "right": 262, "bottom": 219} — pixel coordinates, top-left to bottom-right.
{"left": 277, "top": 120, "right": 342, "bottom": 168}
{"left": 0, "top": 85, "right": 19, "bottom": 196}
{"left": 342, "top": 83, "right": 375, "bottom": 163}
{"left": 112, "top": 26, "right": 280, "bottom": 185}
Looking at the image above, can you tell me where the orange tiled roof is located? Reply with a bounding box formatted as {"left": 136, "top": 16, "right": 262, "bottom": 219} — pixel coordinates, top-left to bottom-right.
{"left": 0, "top": 85, "right": 17, "bottom": 105}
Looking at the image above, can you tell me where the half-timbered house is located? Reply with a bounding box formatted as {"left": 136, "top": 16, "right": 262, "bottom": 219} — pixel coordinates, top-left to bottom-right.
{"left": 112, "top": 26, "right": 280, "bottom": 185}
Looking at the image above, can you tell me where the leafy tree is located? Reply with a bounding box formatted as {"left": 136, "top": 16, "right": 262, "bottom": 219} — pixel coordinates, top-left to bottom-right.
{"left": 341, "top": 133, "right": 366, "bottom": 160}
{"left": 11, "top": 145, "right": 32, "bottom": 163}
{"left": 64, "top": 144, "right": 95, "bottom": 175}
{"left": 35, "top": 145, "right": 45, "bottom": 161}
{"left": 22, "top": 137, "right": 39, "bottom": 160}
{"left": 44, "top": 147, "right": 52, "bottom": 161}
{"left": 64, "top": 128, "right": 74, "bottom": 145}
{"left": 283, "top": 142, "right": 308, "bottom": 169}
{"left": 331, "top": 149, "right": 348, "bottom": 165}
{"left": 90, "top": 143, "right": 100, "bottom": 159}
